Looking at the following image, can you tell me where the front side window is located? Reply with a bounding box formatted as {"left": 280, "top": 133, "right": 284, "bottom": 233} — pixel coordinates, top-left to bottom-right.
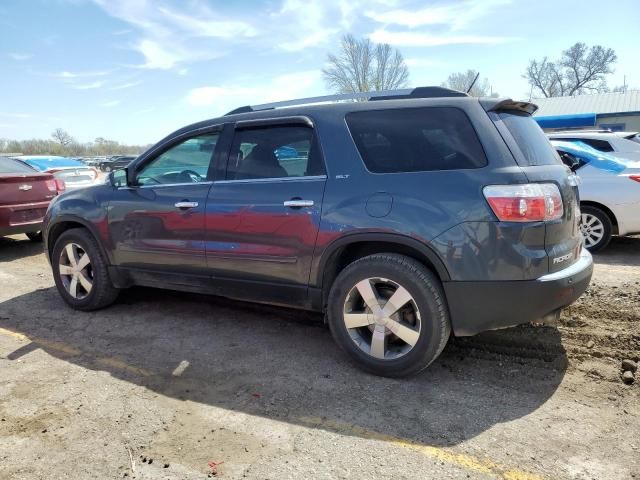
{"left": 346, "top": 107, "right": 487, "bottom": 173}
{"left": 136, "top": 133, "right": 219, "bottom": 186}
{"left": 227, "top": 126, "right": 323, "bottom": 180}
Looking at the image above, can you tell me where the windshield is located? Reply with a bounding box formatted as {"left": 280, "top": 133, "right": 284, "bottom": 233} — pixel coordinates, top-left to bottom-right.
{"left": 493, "top": 111, "right": 560, "bottom": 166}
{"left": 0, "top": 157, "right": 38, "bottom": 174}
{"left": 550, "top": 140, "right": 638, "bottom": 173}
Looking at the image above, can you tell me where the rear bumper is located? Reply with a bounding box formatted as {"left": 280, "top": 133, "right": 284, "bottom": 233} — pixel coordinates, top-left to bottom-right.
{"left": 444, "top": 249, "right": 593, "bottom": 336}
{"left": 0, "top": 201, "right": 50, "bottom": 236}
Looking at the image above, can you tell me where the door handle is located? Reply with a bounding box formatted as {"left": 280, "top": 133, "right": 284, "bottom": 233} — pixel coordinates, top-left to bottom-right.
{"left": 175, "top": 201, "right": 198, "bottom": 209}
{"left": 283, "top": 199, "right": 314, "bottom": 208}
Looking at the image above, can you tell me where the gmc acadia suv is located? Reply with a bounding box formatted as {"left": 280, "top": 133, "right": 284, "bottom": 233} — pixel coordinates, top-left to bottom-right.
{"left": 43, "top": 87, "right": 593, "bottom": 377}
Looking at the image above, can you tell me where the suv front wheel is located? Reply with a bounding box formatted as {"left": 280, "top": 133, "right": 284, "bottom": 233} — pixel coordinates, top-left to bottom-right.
{"left": 327, "top": 254, "right": 450, "bottom": 377}
{"left": 52, "top": 228, "right": 120, "bottom": 311}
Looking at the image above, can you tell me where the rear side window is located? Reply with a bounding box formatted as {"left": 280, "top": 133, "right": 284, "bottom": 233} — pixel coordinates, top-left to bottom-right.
{"left": 494, "top": 112, "right": 560, "bottom": 166}
{"left": 0, "top": 157, "right": 37, "bottom": 174}
{"left": 228, "top": 126, "right": 324, "bottom": 180}
{"left": 345, "top": 107, "right": 487, "bottom": 173}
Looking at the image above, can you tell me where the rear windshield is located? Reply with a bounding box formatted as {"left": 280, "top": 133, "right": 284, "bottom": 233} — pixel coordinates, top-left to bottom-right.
{"left": 346, "top": 107, "right": 487, "bottom": 173}
{"left": 494, "top": 111, "right": 560, "bottom": 166}
{"left": 0, "top": 157, "right": 37, "bottom": 174}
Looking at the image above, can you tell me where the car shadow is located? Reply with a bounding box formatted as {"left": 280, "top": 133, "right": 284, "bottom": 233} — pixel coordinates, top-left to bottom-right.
{"left": 0, "top": 235, "right": 45, "bottom": 262}
{"left": 592, "top": 235, "right": 640, "bottom": 267}
{"left": 0, "top": 286, "right": 567, "bottom": 449}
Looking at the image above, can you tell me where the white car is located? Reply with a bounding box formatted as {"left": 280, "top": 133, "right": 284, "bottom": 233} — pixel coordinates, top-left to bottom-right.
{"left": 547, "top": 130, "right": 640, "bottom": 162}
{"left": 551, "top": 140, "right": 640, "bottom": 251}
{"left": 13, "top": 156, "right": 103, "bottom": 190}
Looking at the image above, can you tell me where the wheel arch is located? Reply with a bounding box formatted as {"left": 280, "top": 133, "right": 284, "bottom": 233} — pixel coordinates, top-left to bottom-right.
{"left": 580, "top": 200, "right": 618, "bottom": 234}
{"left": 316, "top": 233, "right": 450, "bottom": 310}
{"left": 47, "top": 216, "right": 112, "bottom": 265}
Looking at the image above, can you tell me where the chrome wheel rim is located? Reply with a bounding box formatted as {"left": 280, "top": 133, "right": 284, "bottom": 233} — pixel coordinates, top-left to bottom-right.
{"left": 58, "top": 242, "right": 93, "bottom": 300}
{"left": 343, "top": 277, "right": 421, "bottom": 360}
{"left": 581, "top": 213, "right": 604, "bottom": 248}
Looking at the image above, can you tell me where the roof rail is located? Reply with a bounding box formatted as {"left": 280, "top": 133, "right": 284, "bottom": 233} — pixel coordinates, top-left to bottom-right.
{"left": 224, "top": 86, "right": 468, "bottom": 115}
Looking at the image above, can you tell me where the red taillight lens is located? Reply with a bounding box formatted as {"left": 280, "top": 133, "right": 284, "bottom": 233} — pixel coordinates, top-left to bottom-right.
{"left": 55, "top": 178, "right": 66, "bottom": 192}
{"left": 45, "top": 179, "right": 57, "bottom": 192}
{"left": 630, "top": 175, "right": 640, "bottom": 183}
{"left": 483, "top": 183, "right": 563, "bottom": 222}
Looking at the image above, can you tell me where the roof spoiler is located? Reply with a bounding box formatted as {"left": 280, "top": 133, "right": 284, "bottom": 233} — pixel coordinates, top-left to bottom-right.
{"left": 481, "top": 98, "right": 538, "bottom": 115}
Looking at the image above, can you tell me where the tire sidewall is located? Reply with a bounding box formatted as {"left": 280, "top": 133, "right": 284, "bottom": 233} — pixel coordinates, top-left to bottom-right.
{"left": 581, "top": 206, "right": 612, "bottom": 252}
{"left": 52, "top": 230, "right": 103, "bottom": 309}
{"left": 327, "top": 255, "right": 449, "bottom": 376}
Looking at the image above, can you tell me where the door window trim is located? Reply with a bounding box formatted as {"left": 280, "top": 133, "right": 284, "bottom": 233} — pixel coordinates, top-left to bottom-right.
{"left": 213, "top": 175, "right": 327, "bottom": 185}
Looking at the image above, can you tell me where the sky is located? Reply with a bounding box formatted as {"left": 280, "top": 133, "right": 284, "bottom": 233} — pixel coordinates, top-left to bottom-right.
{"left": 1, "top": 0, "right": 638, "bottom": 145}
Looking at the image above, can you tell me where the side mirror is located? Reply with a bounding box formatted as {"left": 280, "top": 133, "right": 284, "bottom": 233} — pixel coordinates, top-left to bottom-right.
{"left": 560, "top": 152, "right": 581, "bottom": 172}
{"left": 110, "top": 168, "right": 129, "bottom": 188}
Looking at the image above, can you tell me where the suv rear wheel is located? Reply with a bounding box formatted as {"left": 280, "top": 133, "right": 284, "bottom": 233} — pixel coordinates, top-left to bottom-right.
{"left": 580, "top": 205, "right": 612, "bottom": 252}
{"left": 52, "top": 228, "right": 119, "bottom": 310}
{"left": 327, "top": 253, "right": 450, "bottom": 377}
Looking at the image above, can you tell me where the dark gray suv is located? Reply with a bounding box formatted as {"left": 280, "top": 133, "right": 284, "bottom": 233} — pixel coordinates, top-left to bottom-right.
{"left": 43, "top": 87, "right": 592, "bottom": 377}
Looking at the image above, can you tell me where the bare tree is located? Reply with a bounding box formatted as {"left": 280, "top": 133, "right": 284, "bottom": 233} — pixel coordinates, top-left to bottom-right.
{"left": 442, "top": 70, "right": 497, "bottom": 97}
{"left": 322, "top": 34, "right": 409, "bottom": 94}
{"left": 524, "top": 43, "right": 617, "bottom": 98}
{"left": 51, "top": 128, "right": 75, "bottom": 147}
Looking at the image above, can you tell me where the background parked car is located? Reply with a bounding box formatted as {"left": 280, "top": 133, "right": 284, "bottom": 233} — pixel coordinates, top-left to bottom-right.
{"left": 13, "top": 155, "right": 102, "bottom": 190}
{"left": 551, "top": 139, "right": 640, "bottom": 251}
{"left": 99, "top": 155, "right": 137, "bottom": 172}
{"left": 0, "top": 156, "right": 64, "bottom": 241}
{"left": 547, "top": 130, "right": 640, "bottom": 161}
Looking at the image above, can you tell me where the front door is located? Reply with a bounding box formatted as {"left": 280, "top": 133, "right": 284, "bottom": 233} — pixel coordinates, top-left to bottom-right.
{"left": 108, "top": 130, "right": 221, "bottom": 278}
{"left": 205, "top": 120, "right": 327, "bottom": 304}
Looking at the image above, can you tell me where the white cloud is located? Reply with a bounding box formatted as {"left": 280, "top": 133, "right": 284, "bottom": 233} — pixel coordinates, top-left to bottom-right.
{"left": 8, "top": 52, "right": 32, "bottom": 61}
{"left": 93, "top": 0, "right": 255, "bottom": 70}
{"left": 404, "top": 58, "right": 445, "bottom": 68}
{"left": 56, "top": 70, "right": 110, "bottom": 78}
{"left": 186, "top": 71, "right": 321, "bottom": 114}
{"left": 369, "top": 29, "right": 517, "bottom": 47}
{"left": 365, "top": 0, "right": 512, "bottom": 30}
{"left": 100, "top": 99, "right": 121, "bottom": 108}
{"left": 108, "top": 80, "right": 143, "bottom": 90}
{"left": 72, "top": 81, "right": 104, "bottom": 90}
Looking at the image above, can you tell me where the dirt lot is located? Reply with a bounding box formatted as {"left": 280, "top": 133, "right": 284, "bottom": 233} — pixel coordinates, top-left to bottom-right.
{"left": 0, "top": 235, "right": 638, "bottom": 480}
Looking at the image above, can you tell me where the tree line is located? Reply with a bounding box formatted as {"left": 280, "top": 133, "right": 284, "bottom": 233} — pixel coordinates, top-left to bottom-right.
{"left": 0, "top": 129, "right": 149, "bottom": 157}
{"left": 322, "top": 35, "right": 625, "bottom": 99}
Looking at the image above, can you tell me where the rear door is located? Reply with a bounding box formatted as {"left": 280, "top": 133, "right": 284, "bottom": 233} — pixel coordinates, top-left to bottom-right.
{"left": 205, "top": 118, "right": 327, "bottom": 305}
{"left": 490, "top": 110, "right": 582, "bottom": 273}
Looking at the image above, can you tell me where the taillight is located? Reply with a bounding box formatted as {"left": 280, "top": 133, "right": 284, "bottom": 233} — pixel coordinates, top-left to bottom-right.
{"left": 45, "top": 179, "right": 57, "bottom": 192}
{"left": 630, "top": 175, "right": 640, "bottom": 183}
{"left": 483, "top": 183, "right": 563, "bottom": 222}
{"left": 55, "top": 178, "right": 66, "bottom": 192}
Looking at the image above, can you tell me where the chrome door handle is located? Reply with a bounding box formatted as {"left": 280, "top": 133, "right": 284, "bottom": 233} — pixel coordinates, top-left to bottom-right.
{"left": 175, "top": 201, "right": 198, "bottom": 209}
{"left": 284, "top": 199, "right": 314, "bottom": 208}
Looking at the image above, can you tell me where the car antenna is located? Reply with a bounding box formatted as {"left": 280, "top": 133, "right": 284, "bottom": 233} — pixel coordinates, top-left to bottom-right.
{"left": 466, "top": 72, "right": 480, "bottom": 94}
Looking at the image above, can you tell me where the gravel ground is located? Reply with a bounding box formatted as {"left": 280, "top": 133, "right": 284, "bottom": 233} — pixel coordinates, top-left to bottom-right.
{"left": 0, "top": 234, "right": 638, "bottom": 480}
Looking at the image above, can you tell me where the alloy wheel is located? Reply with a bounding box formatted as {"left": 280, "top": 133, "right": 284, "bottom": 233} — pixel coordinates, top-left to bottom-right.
{"left": 58, "top": 242, "right": 93, "bottom": 300}
{"left": 343, "top": 277, "right": 422, "bottom": 360}
{"left": 581, "top": 213, "right": 605, "bottom": 248}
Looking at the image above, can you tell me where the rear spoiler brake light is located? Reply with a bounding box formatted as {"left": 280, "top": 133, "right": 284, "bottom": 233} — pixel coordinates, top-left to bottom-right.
{"left": 481, "top": 99, "right": 538, "bottom": 115}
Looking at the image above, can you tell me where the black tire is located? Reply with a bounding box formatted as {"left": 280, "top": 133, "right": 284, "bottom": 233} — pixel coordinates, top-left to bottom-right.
{"left": 581, "top": 205, "right": 612, "bottom": 253}
{"left": 26, "top": 231, "right": 43, "bottom": 242}
{"left": 327, "top": 253, "right": 450, "bottom": 377}
{"left": 52, "top": 228, "right": 119, "bottom": 310}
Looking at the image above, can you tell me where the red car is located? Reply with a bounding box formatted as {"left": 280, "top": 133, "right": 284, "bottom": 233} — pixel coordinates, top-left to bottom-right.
{"left": 0, "top": 156, "right": 65, "bottom": 241}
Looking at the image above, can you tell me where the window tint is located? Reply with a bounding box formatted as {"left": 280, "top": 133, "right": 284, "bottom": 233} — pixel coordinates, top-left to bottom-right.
{"left": 345, "top": 107, "right": 487, "bottom": 173}
{"left": 137, "top": 133, "right": 218, "bottom": 186}
{"left": 228, "top": 126, "right": 323, "bottom": 180}
{"left": 0, "top": 157, "right": 37, "bottom": 174}
{"left": 495, "top": 112, "right": 560, "bottom": 166}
